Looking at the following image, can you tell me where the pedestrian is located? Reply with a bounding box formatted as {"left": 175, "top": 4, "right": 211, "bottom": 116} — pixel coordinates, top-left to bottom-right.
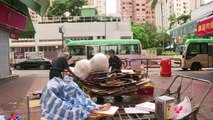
{"left": 108, "top": 49, "right": 122, "bottom": 73}
{"left": 49, "top": 52, "right": 74, "bottom": 80}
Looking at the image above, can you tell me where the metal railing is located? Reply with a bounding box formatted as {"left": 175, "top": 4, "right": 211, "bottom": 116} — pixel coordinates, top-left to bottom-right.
{"left": 39, "top": 16, "right": 121, "bottom": 24}
{"left": 128, "top": 58, "right": 182, "bottom": 74}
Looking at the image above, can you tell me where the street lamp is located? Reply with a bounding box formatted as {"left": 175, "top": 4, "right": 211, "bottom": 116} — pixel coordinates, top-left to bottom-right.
{"left": 59, "top": 25, "right": 65, "bottom": 52}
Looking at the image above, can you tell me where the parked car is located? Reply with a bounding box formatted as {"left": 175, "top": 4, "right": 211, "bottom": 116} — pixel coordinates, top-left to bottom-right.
{"left": 14, "top": 58, "right": 52, "bottom": 70}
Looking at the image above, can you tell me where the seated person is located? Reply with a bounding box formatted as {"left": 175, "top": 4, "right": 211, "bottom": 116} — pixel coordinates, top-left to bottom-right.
{"left": 125, "top": 47, "right": 130, "bottom": 54}
{"left": 108, "top": 49, "right": 122, "bottom": 73}
{"left": 40, "top": 76, "right": 110, "bottom": 120}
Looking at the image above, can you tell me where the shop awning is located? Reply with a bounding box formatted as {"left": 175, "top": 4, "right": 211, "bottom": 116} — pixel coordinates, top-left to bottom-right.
{"left": 197, "top": 16, "right": 213, "bottom": 36}
{"left": 1, "top": 0, "right": 50, "bottom": 38}
{"left": 170, "top": 20, "right": 198, "bottom": 38}
{"left": 18, "top": 0, "right": 50, "bottom": 16}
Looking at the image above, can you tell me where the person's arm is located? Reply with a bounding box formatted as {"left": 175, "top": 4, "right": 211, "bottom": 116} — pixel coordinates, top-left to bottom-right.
{"left": 63, "top": 58, "right": 75, "bottom": 75}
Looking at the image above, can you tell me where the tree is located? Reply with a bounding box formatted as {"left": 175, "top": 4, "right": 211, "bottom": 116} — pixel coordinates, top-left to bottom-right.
{"left": 168, "top": 14, "right": 177, "bottom": 29}
{"left": 177, "top": 14, "right": 191, "bottom": 25}
{"left": 47, "top": 0, "right": 86, "bottom": 17}
{"left": 155, "top": 31, "right": 171, "bottom": 47}
{"left": 132, "top": 25, "right": 149, "bottom": 48}
{"left": 131, "top": 23, "right": 159, "bottom": 49}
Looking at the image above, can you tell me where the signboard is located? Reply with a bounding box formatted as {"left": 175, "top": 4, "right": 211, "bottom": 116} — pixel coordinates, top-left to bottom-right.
{"left": 14, "top": 52, "right": 25, "bottom": 59}
{"left": 197, "top": 17, "right": 213, "bottom": 36}
{"left": 170, "top": 20, "right": 198, "bottom": 38}
{"left": 0, "top": 4, "right": 27, "bottom": 31}
{"left": 178, "top": 39, "right": 183, "bottom": 44}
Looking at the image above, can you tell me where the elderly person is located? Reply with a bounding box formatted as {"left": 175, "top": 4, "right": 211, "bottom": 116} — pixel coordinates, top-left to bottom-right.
{"left": 49, "top": 52, "right": 74, "bottom": 79}
{"left": 108, "top": 49, "right": 122, "bottom": 73}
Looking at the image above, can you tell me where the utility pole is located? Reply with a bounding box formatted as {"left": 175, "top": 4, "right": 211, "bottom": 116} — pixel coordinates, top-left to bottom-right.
{"left": 59, "top": 25, "right": 65, "bottom": 52}
{"left": 104, "top": 0, "right": 107, "bottom": 40}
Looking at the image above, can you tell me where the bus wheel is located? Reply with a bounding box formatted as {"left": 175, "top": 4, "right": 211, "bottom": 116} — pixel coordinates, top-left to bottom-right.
{"left": 182, "top": 68, "right": 188, "bottom": 71}
{"left": 191, "top": 62, "right": 201, "bottom": 71}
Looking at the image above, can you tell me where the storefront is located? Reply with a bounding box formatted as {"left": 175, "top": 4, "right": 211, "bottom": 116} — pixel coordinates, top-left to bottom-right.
{"left": 0, "top": 0, "right": 49, "bottom": 77}
{"left": 197, "top": 16, "right": 213, "bottom": 37}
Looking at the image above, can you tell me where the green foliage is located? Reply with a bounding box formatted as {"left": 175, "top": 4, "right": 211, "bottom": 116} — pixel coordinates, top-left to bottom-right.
{"left": 148, "top": 47, "right": 163, "bottom": 55}
{"left": 168, "top": 14, "right": 177, "bottom": 29}
{"left": 147, "top": 0, "right": 158, "bottom": 10}
{"left": 47, "top": 0, "right": 86, "bottom": 17}
{"left": 162, "top": 51, "right": 175, "bottom": 55}
{"left": 131, "top": 22, "right": 159, "bottom": 49}
{"left": 177, "top": 14, "right": 191, "bottom": 24}
{"left": 155, "top": 31, "right": 171, "bottom": 47}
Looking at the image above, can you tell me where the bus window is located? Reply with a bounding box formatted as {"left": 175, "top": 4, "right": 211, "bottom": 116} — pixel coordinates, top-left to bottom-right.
{"left": 100, "top": 45, "right": 118, "bottom": 54}
{"left": 186, "top": 43, "right": 200, "bottom": 60}
{"left": 120, "top": 45, "right": 139, "bottom": 55}
{"left": 201, "top": 43, "right": 207, "bottom": 54}
{"left": 68, "top": 46, "right": 85, "bottom": 55}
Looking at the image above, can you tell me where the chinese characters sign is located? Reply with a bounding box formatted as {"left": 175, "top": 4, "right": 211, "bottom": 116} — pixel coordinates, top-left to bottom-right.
{"left": 197, "top": 17, "right": 213, "bottom": 36}
{"left": 170, "top": 20, "right": 198, "bottom": 38}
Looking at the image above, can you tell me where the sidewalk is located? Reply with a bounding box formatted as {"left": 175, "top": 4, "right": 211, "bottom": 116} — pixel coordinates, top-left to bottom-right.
{"left": 149, "top": 73, "right": 213, "bottom": 120}
{"left": 0, "top": 74, "right": 19, "bottom": 82}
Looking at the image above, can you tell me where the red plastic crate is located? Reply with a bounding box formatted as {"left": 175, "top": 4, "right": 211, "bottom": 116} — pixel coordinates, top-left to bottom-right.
{"left": 137, "top": 87, "right": 154, "bottom": 95}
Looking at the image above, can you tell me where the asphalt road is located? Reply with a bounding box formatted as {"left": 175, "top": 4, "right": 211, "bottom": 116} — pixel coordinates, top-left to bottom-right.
{"left": 0, "top": 68, "right": 212, "bottom": 118}
{"left": 149, "top": 68, "right": 213, "bottom": 81}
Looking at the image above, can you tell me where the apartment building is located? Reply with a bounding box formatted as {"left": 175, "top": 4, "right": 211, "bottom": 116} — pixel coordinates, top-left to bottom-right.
{"left": 120, "top": 0, "right": 155, "bottom": 24}
{"left": 190, "top": 0, "right": 204, "bottom": 11}
{"left": 155, "top": 0, "right": 191, "bottom": 29}
{"left": 88, "top": 0, "right": 105, "bottom": 15}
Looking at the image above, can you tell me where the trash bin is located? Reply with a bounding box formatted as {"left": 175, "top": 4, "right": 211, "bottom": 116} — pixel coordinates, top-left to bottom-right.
{"left": 160, "top": 58, "right": 171, "bottom": 77}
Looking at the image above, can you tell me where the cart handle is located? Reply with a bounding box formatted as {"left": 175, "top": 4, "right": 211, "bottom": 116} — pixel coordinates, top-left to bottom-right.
{"left": 165, "top": 74, "right": 212, "bottom": 106}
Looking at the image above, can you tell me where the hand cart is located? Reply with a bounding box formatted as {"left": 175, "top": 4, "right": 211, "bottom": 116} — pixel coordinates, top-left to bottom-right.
{"left": 99, "top": 74, "right": 212, "bottom": 120}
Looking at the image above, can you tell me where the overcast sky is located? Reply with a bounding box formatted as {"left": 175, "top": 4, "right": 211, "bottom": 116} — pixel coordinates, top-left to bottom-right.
{"left": 106, "top": 0, "right": 213, "bottom": 14}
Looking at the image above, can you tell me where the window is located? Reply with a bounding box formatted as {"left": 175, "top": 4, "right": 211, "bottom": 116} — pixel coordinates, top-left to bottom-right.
{"left": 136, "top": 8, "right": 140, "bottom": 11}
{"left": 100, "top": 45, "right": 118, "bottom": 54}
{"left": 129, "top": 2, "right": 132, "bottom": 5}
{"left": 201, "top": 43, "right": 207, "bottom": 54}
{"left": 123, "top": 7, "right": 125, "bottom": 9}
{"left": 136, "top": 4, "right": 139, "bottom": 6}
{"left": 120, "top": 36, "right": 132, "bottom": 39}
{"left": 188, "top": 44, "right": 200, "bottom": 54}
{"left": 120, "top": 44, "right": 139, "bottom": 55}
{"left": 142, "top": 4, "right": 145, "bottom": 6}
{"left": 68, "top": 46, "right": 85, "bottom": 55}
{"left": 142, "top": 9, "right": 145, "bottom": 11}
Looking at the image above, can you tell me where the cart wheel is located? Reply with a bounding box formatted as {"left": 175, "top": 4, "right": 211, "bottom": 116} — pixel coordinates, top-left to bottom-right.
{"left": 114, "top": 96, "right": 123, "bottom": 102}
{"left": 97, "top": 97, "right": 105, "bottom": 104}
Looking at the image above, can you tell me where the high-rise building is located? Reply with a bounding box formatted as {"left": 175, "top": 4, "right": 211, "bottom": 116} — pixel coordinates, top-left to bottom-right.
{"left": 120, "top": 0, "right": 155, "bottom": 24}
{"left": 29, "top": 8, "right": 42, "bottom": 22}
{"left": 155, "top": 0, "right": 191, "bottom": 29}
{"left": 190, "top": 0, "right": 204, "bottom": 11}
{"left": 88, "top": 0, "right": 105, "bottom": 15}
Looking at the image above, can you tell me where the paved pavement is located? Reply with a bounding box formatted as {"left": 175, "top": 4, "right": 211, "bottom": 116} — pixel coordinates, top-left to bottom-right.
{"left": 0, "top": 69, "right": 212, "bottom": 119}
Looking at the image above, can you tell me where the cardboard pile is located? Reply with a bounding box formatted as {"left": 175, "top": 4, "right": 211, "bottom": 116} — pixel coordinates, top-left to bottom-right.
{"left": 77, "top": 71, "right": 150, "bottom": 96}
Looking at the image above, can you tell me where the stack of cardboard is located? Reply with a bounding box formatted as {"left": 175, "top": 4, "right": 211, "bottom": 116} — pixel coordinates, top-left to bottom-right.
{"left": 77, "top": 71, "right": 150, "bottom": 96}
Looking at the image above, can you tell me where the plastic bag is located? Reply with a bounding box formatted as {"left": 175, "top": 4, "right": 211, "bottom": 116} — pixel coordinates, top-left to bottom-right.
{"left": 90, "top": 53, "right": 109, "bottom": 72}
{"left": 174, "top": 96, "right": 192, "bottom": 119}
{"left": 74, "top": 59, "right": 92, "bottom": 80}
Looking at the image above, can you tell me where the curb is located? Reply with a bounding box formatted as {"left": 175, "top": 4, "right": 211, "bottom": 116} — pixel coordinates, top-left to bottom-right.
{"left": 0, "top": 74, "right": 19, "bottom": 82}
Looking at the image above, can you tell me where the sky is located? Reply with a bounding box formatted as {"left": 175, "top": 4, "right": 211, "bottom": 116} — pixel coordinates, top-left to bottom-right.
{"left": 106, "top": 0, "right": 116, "bottom": 14}
{"left": 204, "top": 0, "right": 213, "bottom": 3}
{"left": 105, "top": 0, "right": 213, "bottom": 14}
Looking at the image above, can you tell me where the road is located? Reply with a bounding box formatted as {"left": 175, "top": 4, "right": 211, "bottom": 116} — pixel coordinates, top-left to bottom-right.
{"left": 0, "top": 68, "right": 212, "bottom": 118}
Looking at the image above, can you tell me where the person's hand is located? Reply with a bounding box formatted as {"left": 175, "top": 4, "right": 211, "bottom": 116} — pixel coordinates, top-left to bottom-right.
{"left": 99, "top": 103, "right": 111, "bottom": 111}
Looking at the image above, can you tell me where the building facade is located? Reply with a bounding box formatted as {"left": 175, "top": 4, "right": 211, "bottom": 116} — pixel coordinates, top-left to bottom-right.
{"left": 10, "top": 19, "right": 133, "bottom": 54}
{"left": 155, "top": 0, "right": 191, "bottom": 29}
{"left": 88, "top": 0, "right": 105, "bottom": 15}
{"left": 190, "top": 0, "right": 204, "bottom": 11}
{"left": 119, "top": 0, "right": 155, "bottom": 24}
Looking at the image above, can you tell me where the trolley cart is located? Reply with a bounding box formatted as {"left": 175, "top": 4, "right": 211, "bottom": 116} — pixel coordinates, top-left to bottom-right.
{"left": 97, "top": 74, "right": 212, "bottom": 120}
